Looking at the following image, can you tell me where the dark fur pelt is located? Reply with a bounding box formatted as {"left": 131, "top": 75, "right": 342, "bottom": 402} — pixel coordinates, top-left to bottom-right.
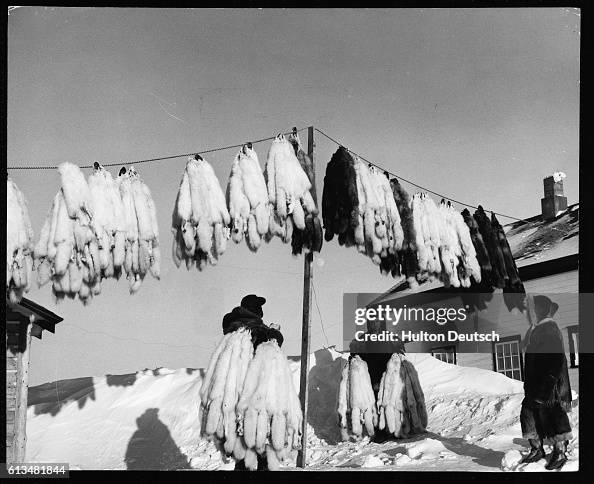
{"left": 390, "top": 178, "right": 419, "bottom": 281}
{"left": 461, "top": 208, "right": 492, "bottom": 284}
{"left": 491, "top": 213, "right": 521, "bottom": 286}
{"left": 473, "top": 206, "right": 508, "bottom": 288}
{"left": 503, "top": 280, "right": 527, "bottom": 312}
{"left": 321, "top": 147, "right": 359, "bottom": 243}
{"left": 288, "top": 134, "right": 323, "bottom": 254}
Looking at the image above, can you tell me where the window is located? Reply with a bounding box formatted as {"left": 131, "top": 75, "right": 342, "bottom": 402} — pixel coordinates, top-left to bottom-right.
{"left": 568, "top": 326, "right": 579, "bottom": 368}
{"left": 431, "top": 345, "right": 457, "bottom": 365}
{"left": 492, "top": 336, "right": 523, "bottom": 381}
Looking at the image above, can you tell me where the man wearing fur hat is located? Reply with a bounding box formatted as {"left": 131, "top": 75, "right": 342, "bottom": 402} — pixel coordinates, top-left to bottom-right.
{"left": 222, "top": 294, "right": 283, "bottom": 349}
{"left": 520, "top": 295, "right": 572, "bottom": 470}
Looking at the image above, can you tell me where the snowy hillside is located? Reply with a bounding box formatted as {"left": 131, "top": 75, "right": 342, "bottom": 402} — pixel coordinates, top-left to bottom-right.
{"left": 26, "top": 350, "right": 578, "bottom": 471}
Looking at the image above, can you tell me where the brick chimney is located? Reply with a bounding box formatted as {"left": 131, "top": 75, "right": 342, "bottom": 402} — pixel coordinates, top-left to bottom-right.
{"left": 541, "top": 175, "right": 567, "bottom": 220}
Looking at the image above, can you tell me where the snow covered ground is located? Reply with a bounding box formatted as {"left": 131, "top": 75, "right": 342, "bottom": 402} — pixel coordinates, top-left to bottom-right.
{"left": 25, "top": 349, "right": 579, "bottom": 471}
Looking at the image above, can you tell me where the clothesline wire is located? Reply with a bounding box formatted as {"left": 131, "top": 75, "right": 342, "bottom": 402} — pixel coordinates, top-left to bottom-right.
{"left": 6, "top": 127, "right": 309, "bottom": 171}
{"left": 313, "top": 127, "right": 531, "bottom": 224}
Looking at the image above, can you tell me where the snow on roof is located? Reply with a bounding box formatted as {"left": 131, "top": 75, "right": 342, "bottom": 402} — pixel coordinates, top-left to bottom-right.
{"left": 504, "top": 203, "right": 579, "bottom": 267}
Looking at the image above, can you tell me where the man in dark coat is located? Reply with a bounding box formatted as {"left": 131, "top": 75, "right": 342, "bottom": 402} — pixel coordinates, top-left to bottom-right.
{"left": 520, "top": 295, "right": 572, "bottom": 470}
{"left": 222, "top": 294, "right": 283, "bottom": 349}
{"left": 222, "top": 294, "right": 283, "bottom": 471}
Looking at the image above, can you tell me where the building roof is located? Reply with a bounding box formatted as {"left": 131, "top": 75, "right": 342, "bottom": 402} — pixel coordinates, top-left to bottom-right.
{"left": 504, "top": 203, "right": 578, "bottom": 267}
{"left": 6, "top": 297, "right": 64, "bottom": 339}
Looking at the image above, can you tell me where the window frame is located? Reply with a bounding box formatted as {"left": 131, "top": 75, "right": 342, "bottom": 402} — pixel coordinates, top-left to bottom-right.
{"left": 492, "top": 335, "right": 524, "bottom": 381}
{"left": 431, "top": 345, "right": 457, "bottom": 365}
{"left": 567, "top": 325, "right": 579, "bottom": 368}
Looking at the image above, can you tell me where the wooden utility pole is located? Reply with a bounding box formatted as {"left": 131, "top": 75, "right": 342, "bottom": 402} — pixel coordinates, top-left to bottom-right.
{"left": 6, "top": 318, "right": 32, "bottom": 464}
{"left": 296, "top": 126, "right": 315, "bottom": 468}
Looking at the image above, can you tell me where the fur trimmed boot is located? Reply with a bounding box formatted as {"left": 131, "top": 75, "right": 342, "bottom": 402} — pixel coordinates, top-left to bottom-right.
{"left": 521, "top": 438, "right": 545, "bottom": 464}
{"left": 545, "top": 440, "right": 568, "bottom": 470}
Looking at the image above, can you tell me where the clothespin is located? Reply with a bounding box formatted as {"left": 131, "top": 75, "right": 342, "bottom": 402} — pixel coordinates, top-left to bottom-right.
{"left": 292, "top": 127, "right": 298, "bottom": 136}
{"left": 384, "top": 171, "right": 390, "bottom": 179}
{"left": 93, "top": 162, "right": 101, "bottom": 171}
{"left": 119, "top": 166, "right": 127, "bottom": 176}
{"left": 194, "top": 154, "right": 203, "bottom": 161}
{"left": 246, "top": 142, "right": 252, "bottom": 149}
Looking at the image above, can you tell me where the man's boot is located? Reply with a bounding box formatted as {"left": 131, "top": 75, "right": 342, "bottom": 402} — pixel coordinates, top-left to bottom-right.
{"left": 521, "top": 438, "right": 545, "bottom": 464}
{"left": 545, "top": 440, "right": 568, "bottom": 470}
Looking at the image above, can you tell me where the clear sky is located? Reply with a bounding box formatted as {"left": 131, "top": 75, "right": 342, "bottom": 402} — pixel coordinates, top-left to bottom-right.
{"left": 7, "top": 8, "right": 579, "bottom": 385}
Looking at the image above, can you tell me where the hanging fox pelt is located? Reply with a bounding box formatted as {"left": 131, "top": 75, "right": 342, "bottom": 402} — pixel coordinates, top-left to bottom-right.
{"left": 265, "top": 134, "right": 316, "bottom": 245}
{"left": 287, "top": 132, "right": 323, "bottom": 255}
{"left": 200, "top": 334, "right": 302, "bottom": 471}
{"left": 337, "top": 355, "right": 378, "bottom": 440}
{"left": 171, "top": 156, "right": 231, "bottom": 271}
{"left": 7, "top": 178, "right": 34, "bottom": 303}
{"left": 377, "top": 353, "right": 427, "bottom": 439}
{"left": 461, "top": 208, "right": 492, "bottom": 284}
{"left": 35, "top": 163, "right": 101, "bottom": 304}
{"left": 87, "top": 163, "right": 127, "bottom": 280}
{"left": 390, "top": 178, "right": 419, "bottom": 287}
{"left": 321, "top": 147, "right": 360, "bottom": 245}
{"left": 473, "top": 206, "right": 508, "bottom": 288}
{"left": 226, "top": 145, "right": 270, "bottom": 252}
{"left": 117, "top": 167, "right": 161, "bottom": 293}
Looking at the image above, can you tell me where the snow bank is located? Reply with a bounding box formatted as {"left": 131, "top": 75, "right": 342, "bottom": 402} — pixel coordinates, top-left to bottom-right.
{"left": 25, "top": 349, "right": 572, "bottom": 471}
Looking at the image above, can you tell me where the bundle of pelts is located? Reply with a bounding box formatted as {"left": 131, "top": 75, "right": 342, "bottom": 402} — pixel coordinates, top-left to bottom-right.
{"left": 437, "top": 201, "right": 481, "bottom": 288}
{"left": 265, "top": 134, "right": 317, "bottom": 245}
{"left": 388, "top": 178, "right": 420, "bottom": 288}
{"left": 87, "top": 163, "right": 127, "bottom": 280}
{"left": 321, "top": 147, "right": 359, "bottom": 246}
{"left": 200, "top": 335, "right": 302, "bottom": 471}
{"left": 199, "top": 329, "right": 254, "bottom": 459}
{"left": 337, "top": 355, "right": 378, "bottom": 440}
{"left": 461, "top": 208, "right": 492, "bottom": 284}
{"left": 6, "top": 178, "right": 34, "bottom": 303}
{"left": 352, "top": 159, "right": 401, "bottom": 265}
{"left": 171, "top": 156, "right": 230, "bottom": 271}
{"left": 35, "top": 163, "right": 101, "bottom": 303}
{"left": 376, "top": 353, "right": 427, "bottom": 438}
{"left": 116, "top": 167, "right": 160, "bottom": 293}
{"left": 287, "top": 132, "right": 323, "bottom": 255}
{"left": 473, "top": 206, "right": 508, "bottom": 288}
{"left": 410, "top": 193, "right": 442, "bottom": 283}
{"left": 226, "top": 145, "right": 269, "bottom": 251}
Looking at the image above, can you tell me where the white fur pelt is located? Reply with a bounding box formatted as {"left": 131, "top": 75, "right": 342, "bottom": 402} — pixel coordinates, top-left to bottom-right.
{"left": 439, "top": 202, "right": 482, "bottom": 288}
{"left": 116, "top": 167, "right": 161, "bottom": 294}
{"left": 265, "top": 134, "right": 316, "bottom": 244}
{"left": 226, "top": 145, "right": 270, "bottom": 251}
{"left": 235, "top": 340, "right": 302, "bottom": 470}
{"left": 438, "top": 201, "right": 461, "bottom": 288}
{"left": 353, "top": 158, "right": 405, "bottom": 266}
{"left": 171, "top": 157, "right": 230, "bottom": 271}
{"left": 377, "top": 353, "right": 427, "bottom": 438}
{"left": 88, "top": 164, "right": 127, "bottom": 280}
{"left": 6, "top": 178, "right": 34, "bottom": 303}
{"left": 199, "top": 329, "right": 254, "bottom": 457}
{"left": 35, "top": 163, "right": 101, "bottom": 304}
{"left": 410, "top": 193, "right": 442, "bottom": 283}
{"left": 337, "top": 355, "right": 378, "bottom": 440}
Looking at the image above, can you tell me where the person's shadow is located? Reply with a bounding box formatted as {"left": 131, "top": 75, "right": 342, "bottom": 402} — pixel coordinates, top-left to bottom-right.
{"left": 124, "top": 408, "right": 191, "bottom": 470}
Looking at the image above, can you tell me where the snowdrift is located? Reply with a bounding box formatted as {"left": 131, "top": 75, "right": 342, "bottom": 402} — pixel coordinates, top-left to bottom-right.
{"left": 25, "top": 349, "right": 577, "bottom": 471}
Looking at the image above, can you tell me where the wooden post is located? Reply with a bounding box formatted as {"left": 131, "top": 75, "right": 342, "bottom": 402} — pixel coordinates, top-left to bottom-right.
{"left": 296, "top": 126, "right": 315, "bottom": 468}
{"left": 6, "top": 318, "right": 32, "bottom": 464}
{"left": 15, "top": 320, "right": 32, "bottom": 462}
